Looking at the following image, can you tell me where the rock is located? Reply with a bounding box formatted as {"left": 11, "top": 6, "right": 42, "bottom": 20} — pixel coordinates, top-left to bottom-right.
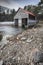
{"left": 17, "top": 34, "right": 23, "bottom": 38}
{"left": 1, "top": 50, "right": 2, "bottom": 53}
{"left": 18, "top": 57, "right": 20, "bottom": 63}
{"left": 0, "top": 60, "right": 3, "bottom": 65}
{"left": 17, "top": 37, "right": 19, "bottom": 40}
{"left": 8, "top": 51, "right": 9, "bottom": 54}
{"left": 39, "top": 63, "right": 43, "bottom": 65}
{"left": 21, "top": 37, "right": 27, "bottom": 41}
{"left": 2, "top": 58, "right": 18, "bottom": 65}
{"left": 0, "top": 44, "right": 6, "bottom": 50}
{"left": 26, "top": 38, "right": 32, "bottom": 43}
{"left": 29, "top": 48, "right": 43, "bottom": 65}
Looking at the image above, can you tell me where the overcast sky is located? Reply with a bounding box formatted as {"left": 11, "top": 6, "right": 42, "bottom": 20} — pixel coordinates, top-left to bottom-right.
{"left": 0, "top": 0, "right": 40, "bottom": 10}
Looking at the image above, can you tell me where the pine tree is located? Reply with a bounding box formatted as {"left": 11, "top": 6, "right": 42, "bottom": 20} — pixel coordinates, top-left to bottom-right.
{"left": 38, "top": 0, "right": 43, "bottom": 14}
{"left": 38, "top": 0, "right": 43, "bottom": 5}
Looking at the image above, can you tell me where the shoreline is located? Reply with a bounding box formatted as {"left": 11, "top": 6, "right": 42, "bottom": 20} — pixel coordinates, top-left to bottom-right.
{"left": 0, "top": 24, "right": 15, "bottom": 26}
{"left": 0, "top": 24, "right": 43, "bottom": 65}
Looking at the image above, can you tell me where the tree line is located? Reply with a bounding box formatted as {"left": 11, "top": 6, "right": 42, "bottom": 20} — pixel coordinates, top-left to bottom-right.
{"left": 0, "top": 9, "right": 16, "bottom": 21}
{"left": 24, "top": 0, "right": 43, "bottom": 20}
{"left": 24, "top": 0, "right": 43, "bottom": 14}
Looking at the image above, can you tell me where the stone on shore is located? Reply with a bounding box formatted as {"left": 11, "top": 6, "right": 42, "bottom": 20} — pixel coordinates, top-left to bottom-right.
{"left": 0, "top": 24, "right": 43, "bottom": 65}
{"left": 0, "top": 60, "right": 3, "bottom": 65}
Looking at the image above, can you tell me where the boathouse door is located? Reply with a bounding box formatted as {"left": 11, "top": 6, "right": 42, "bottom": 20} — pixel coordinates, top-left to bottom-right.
{"left": 22, "top": 18, "right": 27, "bottom": 27}
{"left": 15, "top": 19, "right": 18, "bottom": 27}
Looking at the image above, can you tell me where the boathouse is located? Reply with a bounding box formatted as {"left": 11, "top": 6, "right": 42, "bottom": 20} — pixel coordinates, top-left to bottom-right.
{"left": 14, "top": 8, "right": 37, "bottom": 27}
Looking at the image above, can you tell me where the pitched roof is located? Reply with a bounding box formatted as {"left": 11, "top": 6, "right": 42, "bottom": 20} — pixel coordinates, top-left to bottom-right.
{"left": 19, "top": 8, "right": 35, "bottom": 16}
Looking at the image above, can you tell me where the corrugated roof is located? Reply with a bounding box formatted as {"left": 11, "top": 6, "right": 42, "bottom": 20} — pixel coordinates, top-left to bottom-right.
{"left": 19, "top": 8, "right": 35, "bottom": 16}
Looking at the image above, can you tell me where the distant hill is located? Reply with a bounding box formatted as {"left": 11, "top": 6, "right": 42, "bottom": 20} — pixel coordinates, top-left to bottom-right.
{"left": 0, "top": 5, "right": 11, "bottom": 14}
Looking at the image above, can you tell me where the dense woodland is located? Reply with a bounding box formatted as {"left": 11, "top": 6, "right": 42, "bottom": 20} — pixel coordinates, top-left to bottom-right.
{"left": 24, "top": 0, "right": 43, "bottom": 20}
{"left": 0, "top": 9, "right": 16, "bottom": 21}
{"left": 0, "top": 0, "right": 43, "bottom": 21}
{"left": 24, "top": 0, "right": 43, "bottom": 14}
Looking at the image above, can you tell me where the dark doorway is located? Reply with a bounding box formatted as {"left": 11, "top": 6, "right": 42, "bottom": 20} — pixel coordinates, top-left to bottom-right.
{"left": 15, "top": 19, "right": 18, "bottom": 27}
{"left": 22, "top": 18, "right": 27, "bottom": 27}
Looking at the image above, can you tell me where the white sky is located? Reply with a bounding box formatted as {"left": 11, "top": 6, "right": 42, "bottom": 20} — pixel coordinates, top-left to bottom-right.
{"left": 0, "top": 0, "right": 40, "bottom": 10}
